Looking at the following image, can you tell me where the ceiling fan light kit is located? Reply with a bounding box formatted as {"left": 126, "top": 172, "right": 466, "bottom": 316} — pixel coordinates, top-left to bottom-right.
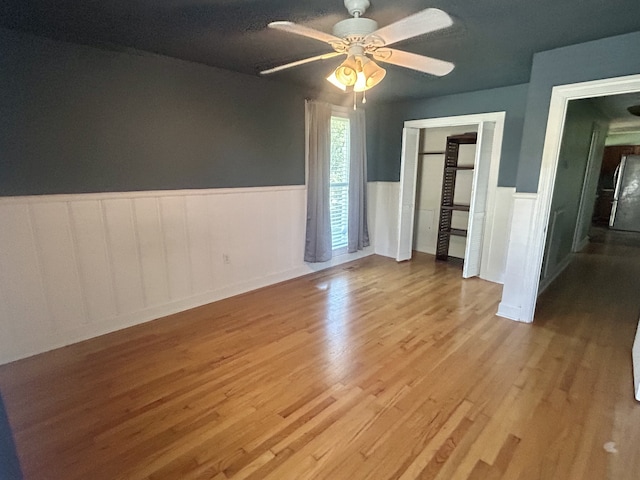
{"left": 334, "top": 47, "right": 387, "bottom": 92}
{"left": 335, "top": 54, "right": 359, "bottom": 86}
{"left": 359, "top": 56, "right": 386, "bottom": 90}
{"left": 262, "top": 0, "right": 455, "bottom": 106}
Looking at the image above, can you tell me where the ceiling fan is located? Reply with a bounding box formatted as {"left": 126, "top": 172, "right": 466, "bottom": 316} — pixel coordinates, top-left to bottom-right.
{"left": 261, "top": 0, "right": 455, "bottom": 97}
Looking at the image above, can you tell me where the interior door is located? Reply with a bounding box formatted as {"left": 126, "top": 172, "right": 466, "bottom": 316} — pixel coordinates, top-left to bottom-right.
{"left": 610, "top": 155, "right": 640, "bottom": 232}
{"left": 396, "top": 127, "right": 420, "bottom": 261}
{"left": 463, "top": 121, "right": 495, "bottom": 278}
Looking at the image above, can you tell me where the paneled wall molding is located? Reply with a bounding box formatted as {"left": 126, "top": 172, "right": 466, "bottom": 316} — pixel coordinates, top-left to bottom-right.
{"left": 370, "top": 182, "right": 401, "bottom": 259}
{"left": 480, "top": 186, "right": 516, "bottom": 284}
{"left": 497, "top": 192, "right": 538, "bottom": 322}
{"left": 0, "top": 185, "right": 375, "bottom": 364}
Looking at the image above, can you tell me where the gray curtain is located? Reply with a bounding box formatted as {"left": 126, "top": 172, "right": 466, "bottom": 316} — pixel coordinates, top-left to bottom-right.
{"left": 304, "top": 100, "right": 333, "bottom": 263}
{"left": 347, "top": 108, "right": 370, "bottom": 253}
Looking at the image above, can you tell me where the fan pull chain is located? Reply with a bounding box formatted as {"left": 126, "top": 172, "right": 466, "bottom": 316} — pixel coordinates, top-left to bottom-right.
{"left": 362, "top": 90, "right": 367, "bottom": 104}
{"left": 353, "top": 91, "right": 357, "bottom": 110}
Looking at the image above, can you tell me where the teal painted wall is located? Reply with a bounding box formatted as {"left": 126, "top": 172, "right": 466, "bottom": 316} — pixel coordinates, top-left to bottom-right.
{"left": 516, "top": 31, "right": 640, "bottom": 192}
{"left": 542, "top": 99, "right": 608, "bottom": 280}
{"left": 369, "top": 31, "right": 640, "bottom": 192}
{"left": 367, "top": 84, "right": 529, "bottom": 187}
{"left": 4, "top": 27, "right": 639, "bottom": 197}
{"left": 0, "top": 29, "right": 308, "bottom": 196}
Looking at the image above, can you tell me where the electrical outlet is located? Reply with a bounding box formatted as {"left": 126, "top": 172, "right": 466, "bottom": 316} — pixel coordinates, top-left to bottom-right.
{"left": 222, "top": 253, "right": 230, "bottom": 264}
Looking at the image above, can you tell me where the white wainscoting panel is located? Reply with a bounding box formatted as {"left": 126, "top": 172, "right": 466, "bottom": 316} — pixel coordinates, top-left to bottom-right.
{"left": 0, "top": 186, "right": 334, "bottom": 363}
{"left": 371, "top": 182, "right": 400, "bottom": 258}
{"left": 160, "top": 196, "right": 192, "bottom": 301}
{"left": 133, "top": 197, "right": 171, "bottom": 307}
{"left": 366, "top": 182, "right": 377, "bottom": 248}
{"left": 70, "top": 200, "right": 119, "bottom": 322}
{"left": 103, "top": 198, "right": 146, "bottom": 314}
{"left": 0, "top": 185, "right": 381, "bottom": 364}
{"left": 31, "top": 202, "right": 88, "bottom": 332}
{"left": 498, "top": 192, "right": 539, "bottom": 322}
{"left": 480, "top": 187, "right": 515, "bottom": 284}
{"left": 0, "top": 204, "right": 51, "bottom": 350}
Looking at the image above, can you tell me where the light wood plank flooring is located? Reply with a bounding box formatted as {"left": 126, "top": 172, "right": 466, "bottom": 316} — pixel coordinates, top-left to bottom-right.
{"left": 1, "top": 245, "right": 639, "bottom": 479}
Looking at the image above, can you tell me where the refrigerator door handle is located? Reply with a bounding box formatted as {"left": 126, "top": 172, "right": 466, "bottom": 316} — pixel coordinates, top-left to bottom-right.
{"left": 613, "top": 163, "right": 621, "bottom": 194}
{"left": 609, "top": 198, "right": 618, "bottom": 227}
{"left": 610, "top": 156, "right": 626, "bottom": 228}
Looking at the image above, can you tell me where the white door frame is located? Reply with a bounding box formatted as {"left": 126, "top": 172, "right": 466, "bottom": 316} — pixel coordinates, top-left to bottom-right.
{"left": 396, "top": 127, "right": 421, "bottom": 261}
{"left": 501, "top": 73, "right": 640, "bottom": 323}
{"left": 397, "top": 112, "right": 506, "bottom": 280}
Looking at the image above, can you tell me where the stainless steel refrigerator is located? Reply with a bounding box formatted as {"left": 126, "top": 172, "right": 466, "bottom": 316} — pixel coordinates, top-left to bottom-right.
{"left": 610, "top": 154, "right": 640, "bottom": 232}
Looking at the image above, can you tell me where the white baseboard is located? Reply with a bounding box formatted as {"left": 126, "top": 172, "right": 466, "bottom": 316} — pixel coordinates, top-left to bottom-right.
{"left": 497, "top": 302, "right": 526, "bottom": 322}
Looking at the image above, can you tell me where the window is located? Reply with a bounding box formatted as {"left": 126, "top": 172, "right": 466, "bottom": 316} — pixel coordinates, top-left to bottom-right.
{"left": 330, "top": 114, "right": 350, "bottom": 252}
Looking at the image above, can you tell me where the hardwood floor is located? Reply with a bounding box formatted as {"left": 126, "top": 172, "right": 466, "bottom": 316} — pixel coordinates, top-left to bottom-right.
{"left": 1, "top": 247, "right": 639, "bottom": 479}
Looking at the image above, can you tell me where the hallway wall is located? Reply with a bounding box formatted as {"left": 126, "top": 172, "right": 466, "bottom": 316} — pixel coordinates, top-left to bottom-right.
{"left": 541, "top": 99, "right": 608, "bottom": 288}
{"left": 515, "top": 31, "right": 640, "bottom": 192}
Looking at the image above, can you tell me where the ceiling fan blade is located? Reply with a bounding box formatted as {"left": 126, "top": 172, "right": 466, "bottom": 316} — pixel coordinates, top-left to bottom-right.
{"left": 268, "top": 21, "right": 344, "bottom": 45}
{"left": 367, "top": 8, "right": 453, "bottom": 47}
{"left": 261, "top": 51, "right": 344, "bottom": 75}
{"left": 372, "top": 48, "right": 454, "bottom": 77}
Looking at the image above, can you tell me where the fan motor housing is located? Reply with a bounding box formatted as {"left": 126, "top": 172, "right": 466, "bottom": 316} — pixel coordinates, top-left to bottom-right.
{"left": 333, "top": 17, "right": 378, "bottom": 39}
{"left": 344, "top": 0, "right": 370, "bottom": 17}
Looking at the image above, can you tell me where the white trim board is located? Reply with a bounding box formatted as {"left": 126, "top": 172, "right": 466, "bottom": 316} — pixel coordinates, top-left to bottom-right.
{"left": 500, "top": 73, "right": 640, "bottom": 324}
{"left": 497, "top": 192, "right": 538, "bottom": 322}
